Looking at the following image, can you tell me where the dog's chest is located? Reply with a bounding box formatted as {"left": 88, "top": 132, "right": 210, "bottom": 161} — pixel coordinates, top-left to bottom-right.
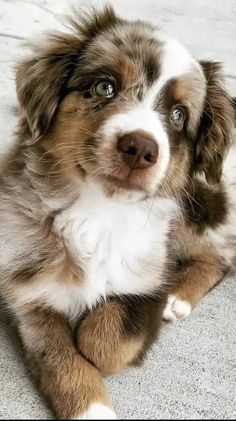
{"left": 54, "top": 184, "right": 175, "bottom": 315}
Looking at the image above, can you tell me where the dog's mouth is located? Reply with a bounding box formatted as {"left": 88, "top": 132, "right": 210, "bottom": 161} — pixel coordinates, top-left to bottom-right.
{"left": 76, "top": 133, "right": 161, "bottom": 196}
{"left": 82, "top": 160, "right": 157, "bottom": 196}
{"left": 97, "top": 171, "right": 150, "bottom": 192}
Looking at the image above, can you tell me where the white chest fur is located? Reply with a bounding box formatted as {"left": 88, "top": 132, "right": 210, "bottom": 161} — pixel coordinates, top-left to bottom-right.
{"left": 16, "top": 183, "right": 176, "bottom": 319}
{"left": 51, "top": 182, "right": 176, "bottom": 318}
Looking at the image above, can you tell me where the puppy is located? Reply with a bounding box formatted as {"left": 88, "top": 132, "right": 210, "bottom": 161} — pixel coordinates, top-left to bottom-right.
{"left": 0, "top": 6, "right": 235, "bottom": 419}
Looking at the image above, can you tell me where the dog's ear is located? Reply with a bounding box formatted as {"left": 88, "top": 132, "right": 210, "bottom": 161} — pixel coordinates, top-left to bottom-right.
{"left": 194, "top": 61, "right": 234, "bottom": 184}
{"left": 16, "top": 35, "right": 81, "bottom": 143}
{"left": 16, "top": 6, "right": 120, "bottom": 143}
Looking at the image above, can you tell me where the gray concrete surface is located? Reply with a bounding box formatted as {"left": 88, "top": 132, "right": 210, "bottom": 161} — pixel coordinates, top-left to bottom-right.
{"left": 0, "top": 0, "right": 236, "bottom": 419}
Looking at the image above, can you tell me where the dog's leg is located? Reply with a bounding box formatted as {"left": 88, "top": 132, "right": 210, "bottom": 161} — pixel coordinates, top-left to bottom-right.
{"left": 76, "top": 296, "right": 164, "bottom": 375}
{"left": 17, "top": 306, "right": 116, "bottom": 419}
{"left": 76, "top": 300, "right": 145, "bottom": 375}
{"left": 163, "top": 251, "right": 227, "bottom": 322}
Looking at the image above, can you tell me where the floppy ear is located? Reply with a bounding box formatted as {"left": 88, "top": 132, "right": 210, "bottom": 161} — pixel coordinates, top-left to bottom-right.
{"left": 194, "top": 61, "right": 234, "bottom": 184}
{"left": 16, "top": 5, "right": 120, "bottom": 143}
{"left": 16, "top": 35, "right": 82, "bottom": 143}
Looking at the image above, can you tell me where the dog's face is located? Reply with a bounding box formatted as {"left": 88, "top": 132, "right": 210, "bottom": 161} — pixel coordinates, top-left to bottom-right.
{"left": 16, "top": 6, "right": 234, "bottom": 199}
{"left": 57, "top": 28, "right": 205, "bottom": 198}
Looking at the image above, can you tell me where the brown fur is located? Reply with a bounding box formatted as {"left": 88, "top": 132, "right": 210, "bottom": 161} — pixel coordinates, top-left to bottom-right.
{"left": 167, "top": 220, "right": 230, "bottom": 309}
{"left": 194, "top": 61, "right": 234, "bottom": 184}
{"left": 77, "top": 294, "right": 166, "bottom": 375}
{"left": 18, "top": 306, "right": 111, "bottom": 419}
{"left": 183, "top": 179, "right": 228, "bottom": 233}
{"left": 168, "top": 252, "right": 227, "bottom": 308}
{"left": 77, "top": 300, "right": 145, "bottom": 375}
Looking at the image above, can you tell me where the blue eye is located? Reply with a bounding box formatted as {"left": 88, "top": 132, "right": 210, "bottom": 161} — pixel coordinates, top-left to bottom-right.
{"left": 171, "top": 106, "right": 185, "bottom": 127}
{"left": 92, "top": 81, "right": 115, "bottom": 98}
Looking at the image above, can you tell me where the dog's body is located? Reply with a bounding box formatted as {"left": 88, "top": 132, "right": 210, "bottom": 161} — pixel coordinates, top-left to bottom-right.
{"left": 0, "top": 6, "right": 235, "bottom": 419}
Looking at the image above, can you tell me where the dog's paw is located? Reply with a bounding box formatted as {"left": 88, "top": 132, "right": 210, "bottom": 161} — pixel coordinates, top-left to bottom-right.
{"left": 72, "top": 402, "right": 117, "bottom": 419}
{"left": 162, "top": 294, "right": 192, "bottom": 322}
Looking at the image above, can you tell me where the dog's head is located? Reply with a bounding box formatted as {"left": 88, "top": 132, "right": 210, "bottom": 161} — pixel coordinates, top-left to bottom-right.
{"left": 16, "top": 6, "right": 234, "bottom": 199}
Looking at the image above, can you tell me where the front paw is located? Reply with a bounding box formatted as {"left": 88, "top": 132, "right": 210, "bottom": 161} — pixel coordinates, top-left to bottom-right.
{"left": 162, "top": 294, "right": 192, "bottom": 322}
{"left": 71, "top": 402, "right": 117, "bottom": 419}
{"left": 76, "top": 309, "right": 144, "bottom": 375}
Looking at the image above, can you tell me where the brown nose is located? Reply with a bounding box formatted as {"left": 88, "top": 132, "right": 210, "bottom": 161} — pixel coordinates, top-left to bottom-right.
{"left": 117, "top": 132, "right": 158, "bottom": 170}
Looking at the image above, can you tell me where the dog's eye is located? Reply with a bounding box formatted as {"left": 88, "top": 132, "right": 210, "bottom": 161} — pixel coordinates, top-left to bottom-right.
{"left": 92, "top": 81, "right": 115, "bottom": 98}
{"left": 170, "top": 106, "right": 186, "bottom": 128}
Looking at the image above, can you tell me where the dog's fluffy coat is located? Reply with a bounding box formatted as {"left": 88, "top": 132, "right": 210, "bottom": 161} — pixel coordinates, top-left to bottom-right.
{"left": 0, "top": 6, "right": 235, "bottom": 419}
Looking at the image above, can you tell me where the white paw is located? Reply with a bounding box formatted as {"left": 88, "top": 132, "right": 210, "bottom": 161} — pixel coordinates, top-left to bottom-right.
{"left": 163, "top": 294, "right": 192, "bottom": 322}
{"left": 72, "top": 402, "right": 117, "bottom": 419}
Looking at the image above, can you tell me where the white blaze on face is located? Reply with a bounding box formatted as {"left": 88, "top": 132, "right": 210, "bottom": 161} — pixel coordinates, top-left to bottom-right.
{"left": 144, "top": 37, "right": 203, "bottom": 106}
{"left": 98, "top": 36, "right": 201, "bottom": 191}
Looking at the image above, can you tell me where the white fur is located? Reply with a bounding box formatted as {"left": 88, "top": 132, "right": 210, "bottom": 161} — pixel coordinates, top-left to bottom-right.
{"left": 163, "top": 294, "right": 192, "bottom": 322}
{"left": 145, "top": 37, "right": 202, "bottom": 107}
{"left": 71, "top": 402, "right": 117, "bottom": 419}
{"left": 15, "top": 181, "right": 177, "bottom": 320}
{"left": 161, "top": 37, "right": 201, "bottom": 79}
{"left": 99, "top": 106, "right": 170, "bottom": 192}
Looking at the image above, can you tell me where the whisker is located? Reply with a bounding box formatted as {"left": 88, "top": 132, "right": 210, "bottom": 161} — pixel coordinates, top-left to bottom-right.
{"left": 40, "top": 144, "right": 98, "bottom": 161}
{"left": 166, "top": 173, "right": 202, "bottom": 213}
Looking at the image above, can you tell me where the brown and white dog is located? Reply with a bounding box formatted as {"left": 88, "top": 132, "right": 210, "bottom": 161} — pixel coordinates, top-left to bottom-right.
{"left": 0, "top": 5, "right": 235, "bottom": 419}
